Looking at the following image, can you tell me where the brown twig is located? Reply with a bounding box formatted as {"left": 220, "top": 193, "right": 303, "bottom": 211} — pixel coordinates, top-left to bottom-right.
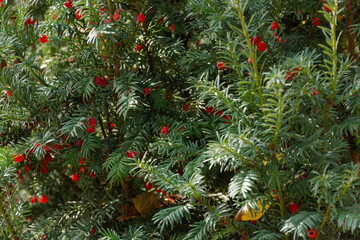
{"left": 345, "top": 0, "right": 356, "bottom": 61}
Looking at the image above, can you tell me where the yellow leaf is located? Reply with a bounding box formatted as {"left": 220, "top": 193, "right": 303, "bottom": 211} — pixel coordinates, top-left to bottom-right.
{"left": 234, "top": 192, "right": 277, "bottom": 221}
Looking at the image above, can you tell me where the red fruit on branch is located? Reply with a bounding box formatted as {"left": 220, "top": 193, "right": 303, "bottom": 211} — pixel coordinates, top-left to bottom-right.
{"left": 89, "top": 117, "right": 97, "bottom": 126}
{"left": 145, "top": 182, "right": 152, "bottom": 190}
{"left": 127, "top": 151, "right": 137, "bottom": 159}
{"left": 161, "top": 126, "right": 169, "bottom": 135}
{"left": 93, "top": 76, "right": 106, "bottom": 86}
{"left": 13, "top": 154, "right": 23, "bottom": 163}
{"left": 170, "top": 24, "right": 174, "bottom": 32}
{"left": 88, "top": 170, "right": 96, "bottom": 178}
{"left": 251, "top": 36, "right": 260, "bottom": 46}
{"left": 40, "top": 164, "right": 49, "bottom": 174}
{"left": 143, "top": 87, "right": 151, "bottom": 95}
{"left": 158, "top": 16, "right": 165, "bottom": 24}
{"left": 205, "top": 106, "right": 215, "bottom": 114}
{"left": 217, "top": 62, "right": 226, "bottom": 70}
{"left": 76, "top": 10, "right": 83, "bottom": 19}
{"left": 24, "top": 165, "right": 33, "bottom": 172}
{"left": 184, "top": 103, "right": 189, "bottom": 112}
{"left": 270, "top": 21, "right": 279, "bottom": 31}
{"left": 78, "top": 157, "right": 85, "bottom": 165}
{"left": 276, "top": 36, "right": 285, "bottom": 43}
{"left": 257, "top": 42, "right": 267, "bottom": 52}
{"left": 39, "top": 195, "right": 48, "bottom": 203}
{"left": 136, "top": 44, "right": 143, "bottom": 51}
{"left": 87, "top": 125, "right": 96, "bottom": 134}
{"left": 310, "top": 87, "right": 319, "bottom": 96}
{"left": 6, "top": 90, "right": 12, "bottom": 97}
{"left": 113, "top": 13, "right": 120, "bottom": 21}
{"left": 30, "top": 196, "right": 38, "bottom": 203}
{"left": 40, "top": 35, "right": 48, "bottom": 43}
{"left": 289, "top": 203, "right": 299, "bottom": 213}
{"left": 308, "top": 229, "right": 317, "bottom": 239}
{"left": 312, "top": 17, "right": 321, "bottom": 26}
{"left": 64, "top": 0, "right": 73, "bottom": 9}
{"left": 79, "top": 167, "right": 87, "bottom": 174}
{"left": 72, "top": 173, "right": 80, "bottom": 182}
{"left": 110, "top": 123, "right": 115, "bottom": 128}
{"left": 324, "top": 4, "right": 331, "bottom": 12}
{"left": 76, "top": 140, "right": 83, "bottom": 146}
{"left": 137, "top": 13, "right": 145, "bottom": 23}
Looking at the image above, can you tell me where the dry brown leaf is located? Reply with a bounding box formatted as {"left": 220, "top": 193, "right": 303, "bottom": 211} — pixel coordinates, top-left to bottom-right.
{"left": 132, "top": 192, "right": 160, "bottom": 218}
{"left": 117, "top": 203, "right": 138, "bottom": 222}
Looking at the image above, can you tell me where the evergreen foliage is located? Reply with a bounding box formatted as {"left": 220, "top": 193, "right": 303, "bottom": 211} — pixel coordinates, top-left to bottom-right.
{"left": 0, "top": 0, "right": 360, "bottom": 239}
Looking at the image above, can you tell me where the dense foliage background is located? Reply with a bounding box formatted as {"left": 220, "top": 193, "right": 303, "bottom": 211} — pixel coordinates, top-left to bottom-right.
{"left": 1, "top": 0, "right": 360, "bottom": 239}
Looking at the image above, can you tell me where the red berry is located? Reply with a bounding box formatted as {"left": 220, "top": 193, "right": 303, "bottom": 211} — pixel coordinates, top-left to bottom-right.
{"left": 158, "top": 16, "right": 164, "bottom": 24}
{"left": 145, "top": 182, "right": 152, "bottom": 190}
{"left": 98, "top": 7, "right": 106, "bottom": 15}
{"left": 6, "top": 90, "right": 12, "bottom": 97}
{"left": 13, "top": 154, "right": 23, "bottom": 163}
{"left": 137, "top": 13, "right": 145, "bottom": 23}
{"left": 136, "top": 44, "right": 143, "bottom": 51}
{"left": 127, "top": 151, "right": 137, "bottom": 159}
{"left": 87, "top": 125, "right": 96, "bottom": 134}
{"left": 217, "top": 62, "right": 226, "bottom": 70}
{"left": 40, "top": 163, "right": 49, "bottom": 174}
{"left": 25, "top": 17, "right": 36, "bottom": 25}
{"left": 248, "top": 58, "right": 253, "bottom": 64}
{"left": 72, "top": 173, "right": 80, "bottom": 182}
{"left": 88, "top": 170, "right": 96, "bottom": 178}
{"left": 324, "top": 4, "right": 331, "bottom": 12}
{"left": 289, "top": 203, "right": 299, "bottom": 213}
{"left": 276, "top": 36, "right": 285, "bottom": 44}
{"left": 205, "top": 106, "right": 215, "bottom": 114}
{"left": 53, "top": 144, "right": 62, "bottom": 150}
{"left": 143, "top": 87, "right": 151, "bottom": 95}
{"left": 257, "top": 42, "right": 267, "bottom": 52}
{"left": 300, "top": 174, "right": 307, "bottom": 180}
{"left": 251, "top": 36, "right": 260, "bottom": 46}
{"left": 90, "top": 228, "right": 96, "bottom": 236}
{"left": 308, "top": 229, "right": 317, "bottom": 239}
{"left": 40, "top": 35, "right": 48, "bottom": 44}
{"left": 39, "top": 195, "right": 48, "bottom": 203}
{"left": 93, "top": 76, "right": 106, "bottom": 86}
{"left": 113, "top": 13, "right": 120, "bottom": 21}
{"left": 110, "top": 123, "right": 115, "bottom": 128}
{"left": 170, "top": 24, "right": 174, "bottom": 32}
{"left": 78, "top": 157, "right": 85, "bottom": 165}
{"left": 311, "top": 88, "right": 319, "bottom": 96}
{"left": 24, "top": 165, "right": 32, "bottom": 172}
{"left": 64, "top": 0, "right": 73, "bottom": 9}
{"left": 76, "top": 140, "right": 83, "bottom": 146}
{"left": 184, "top": 103, "right": 189, "bottom": 111}
{"left": 79, "top": 166, "right": 87, "bottom": 174}
{"left": 223, "top": 115, "right": 232, "bottom": 123}
{"left": 89, "top": 117, "right": 97, "bottom": 126}
{"left": 270, "top": 21, "right": 279, "bottom": 31}
{"left": 76, "top": 10, "right": 83, "bottom": 19}
{"left": 161, "top": 126, "right": 169, "bottom": 135}
{"left": 30, "top": 196, "right": 38, "bottom": 204}
{"left": 312, "top": 17, "right": 321, "bottom": 26}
